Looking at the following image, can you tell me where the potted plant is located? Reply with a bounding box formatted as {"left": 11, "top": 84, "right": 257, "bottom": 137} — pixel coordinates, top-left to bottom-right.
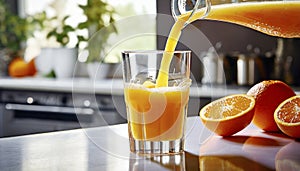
{"left": 0, "top": 0, "right": 31, "bottom": 76}
{"left": 31, "top": 0, "right": 118, "bottom": 79}
{"left": 77, "top": 0, "right": 119, "bottom": 80}
{"left": 30, "top": 1, "right": 82, "bottom": 79}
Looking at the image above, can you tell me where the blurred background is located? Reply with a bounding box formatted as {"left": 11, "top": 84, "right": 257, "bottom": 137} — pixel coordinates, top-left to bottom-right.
{"left": 0, "top": 0, "right": 299, "bottom": 138}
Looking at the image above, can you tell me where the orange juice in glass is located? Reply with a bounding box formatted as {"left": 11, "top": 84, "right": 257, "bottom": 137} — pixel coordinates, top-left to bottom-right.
{"left": 122, "top": 51, "right": 191, "bottom": 155}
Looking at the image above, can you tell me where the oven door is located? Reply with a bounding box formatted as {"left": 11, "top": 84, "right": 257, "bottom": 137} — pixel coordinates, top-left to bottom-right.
{"left": 1, "top": 103, "right": 95, "bottom": 137}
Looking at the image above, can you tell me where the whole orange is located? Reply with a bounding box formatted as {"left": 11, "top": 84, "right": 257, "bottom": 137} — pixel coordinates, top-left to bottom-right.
{"left": 8, "top": 57, "right": 29, "bottom": 77}
{"left": 247, "top": 80, "right": 295, "bottom": 132}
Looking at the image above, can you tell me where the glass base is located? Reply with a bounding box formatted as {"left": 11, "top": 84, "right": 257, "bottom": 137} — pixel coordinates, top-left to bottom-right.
{"left": 130, "top": 138, "right": 184, "bottom": 156}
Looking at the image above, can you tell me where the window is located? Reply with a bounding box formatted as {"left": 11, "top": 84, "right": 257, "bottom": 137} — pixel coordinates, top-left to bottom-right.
{"left": 20, "top": 0, "right": 156, "bottom": 62}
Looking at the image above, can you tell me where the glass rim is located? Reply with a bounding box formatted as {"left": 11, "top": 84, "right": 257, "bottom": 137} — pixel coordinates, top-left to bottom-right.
{"left": 122, "top": 50, "right": 191, "bottom": 54}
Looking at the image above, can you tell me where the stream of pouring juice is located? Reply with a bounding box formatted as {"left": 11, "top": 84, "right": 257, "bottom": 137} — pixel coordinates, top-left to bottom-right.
{"left": 126, "top": 1, "right": 300, "bottom": 141}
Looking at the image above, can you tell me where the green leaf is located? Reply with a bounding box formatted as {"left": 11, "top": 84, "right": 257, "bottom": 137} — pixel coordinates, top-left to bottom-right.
{"left": 77, "top": 22, "right": 89, "bottom": 29}
{"left": 44, "top": 69, "right": 56, "bottom": 78}
{"left": 47, "top": 30, "right": 57, "bottom": 39}
{"left": 62, "top": 16, "right": 70, "bottom": 21}
{"left": 63, "top": 25, "right": 75, "bottom": 32}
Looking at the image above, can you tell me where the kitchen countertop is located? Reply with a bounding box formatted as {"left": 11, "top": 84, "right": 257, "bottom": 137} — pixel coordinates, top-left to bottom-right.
{"left": 0, "top": 116, "right": 299, "bottom": 170}
{"left": 0, "top": 77, "right": 125, "bottom": 95}
{"left": 0, "top": 77, "right": 249, "bottom": 97}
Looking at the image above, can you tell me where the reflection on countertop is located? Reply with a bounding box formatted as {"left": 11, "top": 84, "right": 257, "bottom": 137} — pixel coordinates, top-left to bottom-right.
{"left": 0, "top": 117, "right": 299, "bottom": 170}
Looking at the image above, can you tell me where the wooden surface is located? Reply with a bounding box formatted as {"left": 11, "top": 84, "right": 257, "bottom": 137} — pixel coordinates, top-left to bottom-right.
{"left": 0, "top": 117, "right": 299, "bottom": 170}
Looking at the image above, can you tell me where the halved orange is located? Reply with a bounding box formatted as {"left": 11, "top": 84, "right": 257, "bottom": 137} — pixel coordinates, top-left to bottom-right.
{"left": 199, "top": 94, "right": 255, "bottom": 136}
{"left": 274, "top": 95, "right": 300, "bottom": 138}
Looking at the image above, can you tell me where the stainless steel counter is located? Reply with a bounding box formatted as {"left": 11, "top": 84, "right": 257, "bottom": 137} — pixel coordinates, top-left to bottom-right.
{"left": 0, "top": 117, "right": 298, "bottom": 170}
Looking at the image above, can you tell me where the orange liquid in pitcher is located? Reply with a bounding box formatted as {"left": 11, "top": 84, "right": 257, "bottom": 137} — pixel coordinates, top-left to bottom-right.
{"left": 124, "top": 84, "right": 190, "bottom": 141}
{"left": 156, "top": 1, "right": 300, "bottom": 87}
{"left": 191, "top": 1, "right": 300, "bottom": 38}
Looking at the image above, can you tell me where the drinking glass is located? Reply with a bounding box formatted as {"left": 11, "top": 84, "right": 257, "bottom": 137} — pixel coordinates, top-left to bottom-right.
{"left": 122, "top": 50, "right": 191, "bottom": 155}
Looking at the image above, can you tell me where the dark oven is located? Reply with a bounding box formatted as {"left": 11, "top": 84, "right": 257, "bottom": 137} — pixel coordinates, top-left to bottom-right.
{"left": 0, "top": 89, "right": 127, "bottom": 137}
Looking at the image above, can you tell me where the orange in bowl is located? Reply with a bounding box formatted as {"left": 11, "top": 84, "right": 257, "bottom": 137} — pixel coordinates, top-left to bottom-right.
{"left": 199, "top": 94, "right": 255, "bottom": 136}
{"left": 247, "top": 80, "right": 295, "bottom": 132}
{"left": 274, "top": 95, "right": 300, "bottom": 138}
